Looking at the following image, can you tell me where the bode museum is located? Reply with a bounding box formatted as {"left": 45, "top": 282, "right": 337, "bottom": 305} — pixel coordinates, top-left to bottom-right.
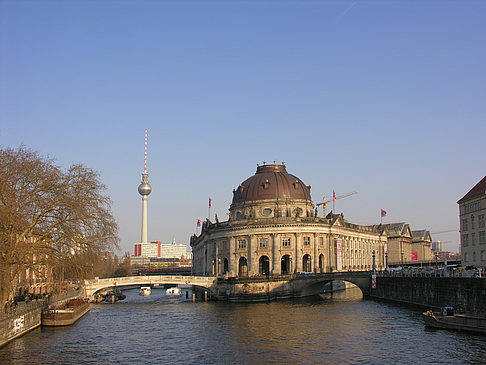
{"left": 190, "top": 163, "right": 388, "bottom": 278}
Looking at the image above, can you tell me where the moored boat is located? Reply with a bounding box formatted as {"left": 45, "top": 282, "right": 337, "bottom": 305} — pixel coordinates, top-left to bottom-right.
{"left": 42, "top": 299, "right": 90, "bottom": 326}
{"left": 140, "top": 286, "right": 151, "bottom": 296}
{"left": 166, "top": 287, "right": 182, "bottom": 297}
{"left": 423, "top": 309, "right": 486, "bottom": 335}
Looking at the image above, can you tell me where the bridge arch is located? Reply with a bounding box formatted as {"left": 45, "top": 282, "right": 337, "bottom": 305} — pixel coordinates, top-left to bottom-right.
{"left": 84, "top": 275, "right": 217, "bottom": 299}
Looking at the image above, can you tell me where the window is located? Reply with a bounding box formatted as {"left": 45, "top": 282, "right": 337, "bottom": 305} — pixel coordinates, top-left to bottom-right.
{"left": 463, "top": 234, "right": 469, "bottom": 247}
{"left": 259, "top": 238, "right": 268, "bottom": 248}
{"left": 481, "top": 250, "right": 486, "bottom": 261}
{"left": 238, "top": 239, "right": 247, "bottom": 249}
{"left": 462, "top": 218, "right": 468, "bottom": 231}
{"left": 464, "top": 252, "right": 469, "bottom": 263}
{"left": 304, "top": 237, "right": 311, "bottom": 246}
{"left": 473, "top": 251, "right": 477, "bottom": 262}
{"left": 472, "top": 233, "right": 476, "bottom": 246}
{"left": 479, "top": 231, "right": 486, "bottom": 245}
{"left": 222, "top": 241, "right": 228, "bottom": 250}
{"left": 319, "top": 237, "right": 324, "bottom": 247}
{"left": 471, "top": 215, "right": 475, "bottom": 229}
{"left": 282, "top": 237, "right": 291, "bottom": 247}
{"left": 475, "top": 214, "right": 481, "bottom": 228}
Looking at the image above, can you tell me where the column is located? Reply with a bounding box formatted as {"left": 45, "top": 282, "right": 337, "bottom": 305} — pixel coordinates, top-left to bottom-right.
{"left": 295, "top": 233, "right": 302, "bottom": 273}
{"left": 230, "top": 236, "right": 236, "bottom": 276}
{"left": 313, "top": 233, "right": 318, "bottom": 273}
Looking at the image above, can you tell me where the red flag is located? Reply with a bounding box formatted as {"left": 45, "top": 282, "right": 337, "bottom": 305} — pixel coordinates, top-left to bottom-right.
{"left": 333, "top": 191, "right": 337, "bottom": 202}
{"left": 209, "top": 198, "right": 212, "bottom": 209}
{"left": 197, "top": 219, "right": 201, "bottom": 227}
{"left": 381, "top": 209, "right": 387, "bottom": 217}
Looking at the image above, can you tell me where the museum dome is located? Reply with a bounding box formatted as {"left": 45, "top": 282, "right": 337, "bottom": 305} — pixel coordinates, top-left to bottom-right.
{"left": 231, "top": 163, "right": 312, "bottom": 205}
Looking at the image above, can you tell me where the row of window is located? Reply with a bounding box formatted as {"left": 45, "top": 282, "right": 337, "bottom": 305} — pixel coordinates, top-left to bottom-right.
{"left": 462, "top": 231, "right": 486, "bottom": 247}
{"left": 462, "top": 214, "right": 485, "bottom": 231}
{"left": 464, "top": 250, "right": 486, "bottom": 263}
{"left": 462, "top": 200, "right": 482, "bottom": 214}
{"left": 237, "top": 237, "right": 325, "bottom": 249}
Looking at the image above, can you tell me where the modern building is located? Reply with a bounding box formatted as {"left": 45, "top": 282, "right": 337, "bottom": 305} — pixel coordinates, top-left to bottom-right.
{"left": 458, "top": 176, "right": 486, "bottom": 269}
{"left": 190, "top": 163, "right": 387, "bottom": 277}
{"left": 133, "top": 240, "right": 190, "bottom": 259}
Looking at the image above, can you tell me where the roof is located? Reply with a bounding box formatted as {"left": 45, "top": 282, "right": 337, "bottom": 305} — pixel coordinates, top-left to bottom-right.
{"left": 382, "top": 222, "right": 412, "bottom": 238}
{"left": 231, "top": 164, "right": 312, "bottom": 205}
{"left": 412, "top": 230, "right": 432, "bottom": 243}
{"left": 457, "top": 176, "right": 486, "bottom": 204}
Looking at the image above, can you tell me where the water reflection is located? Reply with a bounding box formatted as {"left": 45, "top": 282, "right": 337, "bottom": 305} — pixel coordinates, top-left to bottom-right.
{"left": 1, "top": 287, "right": 486, "bottom": 364}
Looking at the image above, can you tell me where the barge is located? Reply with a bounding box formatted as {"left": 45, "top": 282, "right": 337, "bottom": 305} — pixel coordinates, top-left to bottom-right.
{"left": 42, "top": 299, "right": 90, "bottom": 326}
{"left": 423, "top": 309, "right": 486, "bottom": 335}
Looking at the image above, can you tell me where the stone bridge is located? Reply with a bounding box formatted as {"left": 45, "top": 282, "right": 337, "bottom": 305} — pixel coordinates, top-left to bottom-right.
{"left": 83, "top": 272, "right": 373, "bottom": 301}
{"left": 84, "top": 275, "right": 217, "bottom": 298}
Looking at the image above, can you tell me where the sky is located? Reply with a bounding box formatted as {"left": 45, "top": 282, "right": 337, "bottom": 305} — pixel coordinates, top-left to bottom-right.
{"left": 1, "top": 0, "right": 485, "bottom": 254}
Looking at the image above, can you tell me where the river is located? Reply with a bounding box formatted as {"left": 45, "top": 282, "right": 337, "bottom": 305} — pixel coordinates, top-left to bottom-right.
{"left": 1, "top": 287, "right": 485, "bottom": 364}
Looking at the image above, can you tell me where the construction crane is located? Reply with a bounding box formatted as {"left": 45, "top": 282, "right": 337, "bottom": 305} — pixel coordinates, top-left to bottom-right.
{"left": 316, "top": 191, "right": 357, "bottom": 216}
{"left": 431, "top": 229, "right": 458, "bottom": 235}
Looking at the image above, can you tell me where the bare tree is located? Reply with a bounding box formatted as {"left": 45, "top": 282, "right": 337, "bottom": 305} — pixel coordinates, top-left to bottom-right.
{"left": 0, "top": 146, "right": 118, "bottom": 304}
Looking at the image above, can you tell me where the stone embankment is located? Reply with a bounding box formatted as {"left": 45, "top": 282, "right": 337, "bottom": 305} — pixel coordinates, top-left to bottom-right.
{"left": 0, "top": 289, "right": 81, "bottom": 348}
{"left": 370, "top": 275, "right": 486, "bottom": 314}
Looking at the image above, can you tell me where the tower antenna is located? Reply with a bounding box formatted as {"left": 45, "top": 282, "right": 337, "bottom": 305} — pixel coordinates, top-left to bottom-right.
{"left": 144, "top": 128, "right": 148, "bottom": 173}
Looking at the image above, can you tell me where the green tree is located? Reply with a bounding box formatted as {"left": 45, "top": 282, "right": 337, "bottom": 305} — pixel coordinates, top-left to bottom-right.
{"left": 0, "top": 146, "right": 118, "bottom": 304}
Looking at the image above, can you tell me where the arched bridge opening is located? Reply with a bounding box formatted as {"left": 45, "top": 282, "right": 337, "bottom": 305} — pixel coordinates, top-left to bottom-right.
{"left": 84, "top": 275, "right": 218, "bottom": 299}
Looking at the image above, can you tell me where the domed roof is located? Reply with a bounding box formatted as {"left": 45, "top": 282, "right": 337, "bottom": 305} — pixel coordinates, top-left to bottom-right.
{"left": 232, "top": 164, "right": 311, "bottom": 204}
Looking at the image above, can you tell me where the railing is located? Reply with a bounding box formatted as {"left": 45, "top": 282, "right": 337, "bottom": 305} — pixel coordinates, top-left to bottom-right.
{"left": 1, "top": 288, "right": 82, "bottom": 321}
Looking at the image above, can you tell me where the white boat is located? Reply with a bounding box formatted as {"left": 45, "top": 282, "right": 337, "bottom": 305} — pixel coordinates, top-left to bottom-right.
{"left": 139, "top": 286, "right": 151, "bottom": 296}
{"left": 166, "top": 287, "right": 182, "bottom": 297}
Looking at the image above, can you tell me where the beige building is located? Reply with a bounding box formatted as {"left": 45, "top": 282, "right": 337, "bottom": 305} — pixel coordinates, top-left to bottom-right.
{"left": 412, "top": 230, "right": 433, "bottom": 262}
{"left": 458, "top": 176, "right": 486, "bottom": 269}
{"left": 191, "top": 163, "right": 387, "bottom": 277}
{"left": 370, "top": 223, "right": 433, "bottom": 265}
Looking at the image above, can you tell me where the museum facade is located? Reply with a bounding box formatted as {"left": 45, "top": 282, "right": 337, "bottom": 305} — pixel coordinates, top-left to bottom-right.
{"left": 190, "top": 163, "right": 387, "bottom": 277}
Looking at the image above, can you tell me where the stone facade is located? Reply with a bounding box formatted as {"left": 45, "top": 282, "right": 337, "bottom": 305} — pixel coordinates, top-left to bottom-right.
{"left": 191, "top": 164, "right": 387, "bottom": 277}
{"left": 458, "top": 176, "right": 486, "bottom": 269}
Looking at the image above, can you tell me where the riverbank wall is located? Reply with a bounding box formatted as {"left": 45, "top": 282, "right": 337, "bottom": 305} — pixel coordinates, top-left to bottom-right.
{"left": 0, "top": 290, "right": 82, "bottom": 348}
{"left": 369, "top": 276, "right": 486, "bottom": 314}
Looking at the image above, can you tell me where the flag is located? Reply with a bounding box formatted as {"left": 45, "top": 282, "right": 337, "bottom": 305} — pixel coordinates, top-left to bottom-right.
{"left": 381, "top": 209, "right": 387, "bottom": 217}
{"left": 209, "top": 198, "right": 212, "bottom": 209}
{"left": 333, "top": 191, "right": 337, "bottom": 202}
{"left": 197, "top": 219, "right": 201, "bottom": 227}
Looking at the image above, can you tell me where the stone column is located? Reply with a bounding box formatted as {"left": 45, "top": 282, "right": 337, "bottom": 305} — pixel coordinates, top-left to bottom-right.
{"left": 229, "top": 236, "right": 236, "bottom": 276}
{"left": 248, "top": 234, "right": 255, "bottom": 276}
{"left": 313, "top": 233, "right": 318, "bottom": 273}
{"left": 295, "top": 233, "right": 302, "bottom": 273}
{"left": 272, "top": 233, "right": 280, "bottom": 275}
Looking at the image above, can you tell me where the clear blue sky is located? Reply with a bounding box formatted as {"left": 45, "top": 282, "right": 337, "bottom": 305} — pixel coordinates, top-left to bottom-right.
{"left": 1, "top": 0, "right": 485, "bottom": 254}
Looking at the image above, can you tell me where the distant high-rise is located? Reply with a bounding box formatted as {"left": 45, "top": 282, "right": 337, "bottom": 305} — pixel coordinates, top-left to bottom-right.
{"left": 138, "top": 128, "right": 152, "bottom": 243}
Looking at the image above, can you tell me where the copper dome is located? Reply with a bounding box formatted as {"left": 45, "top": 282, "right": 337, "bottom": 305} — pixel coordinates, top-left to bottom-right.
{"left": 232, "top": 164, "right": 311, "bottom": 204}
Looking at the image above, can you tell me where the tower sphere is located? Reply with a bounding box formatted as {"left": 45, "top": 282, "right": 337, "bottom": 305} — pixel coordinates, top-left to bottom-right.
{"left": 138, "top": 182, "right": 152, "bottom": 196}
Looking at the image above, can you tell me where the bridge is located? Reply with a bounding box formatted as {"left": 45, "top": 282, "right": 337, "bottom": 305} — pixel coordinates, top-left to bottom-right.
{"left": 84, "top": 275, "right": 217, "bottom": 298}
{"left": 84, "top": 271, "right": 374, "bottom": 301}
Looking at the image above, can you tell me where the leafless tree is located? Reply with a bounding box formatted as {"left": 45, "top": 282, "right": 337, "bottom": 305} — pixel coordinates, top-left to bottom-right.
{"left": 0, "top": 146, "right": 118, "bottom": 304}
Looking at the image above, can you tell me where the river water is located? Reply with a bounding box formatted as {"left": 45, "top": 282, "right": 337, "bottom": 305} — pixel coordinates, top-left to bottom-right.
{"left": 1, "top": 287, "right": 485, "bottom": 364}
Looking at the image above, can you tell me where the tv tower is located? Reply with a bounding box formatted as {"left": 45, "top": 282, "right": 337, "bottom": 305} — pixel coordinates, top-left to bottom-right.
{"left": 138, "top": 128, "right": 152, "bottom": 243}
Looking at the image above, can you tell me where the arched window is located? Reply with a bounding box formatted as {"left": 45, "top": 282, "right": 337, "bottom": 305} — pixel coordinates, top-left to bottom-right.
{"left": 238, "top": 257, "right": 248, "bottom": 277}
{"left": 302, "top": 254, "right": 312, "bottom": 272}
{"left": 281, "top": 255, "right": 292, "bottom": 274}
{"left": 223, "top": 258, "right": 229, "bottom": 274}
{"left": 259, "top": 256, "right": 270, "bottom": 276}
{"left": 319, "top": 254, "right": 325, "bottom": 273}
